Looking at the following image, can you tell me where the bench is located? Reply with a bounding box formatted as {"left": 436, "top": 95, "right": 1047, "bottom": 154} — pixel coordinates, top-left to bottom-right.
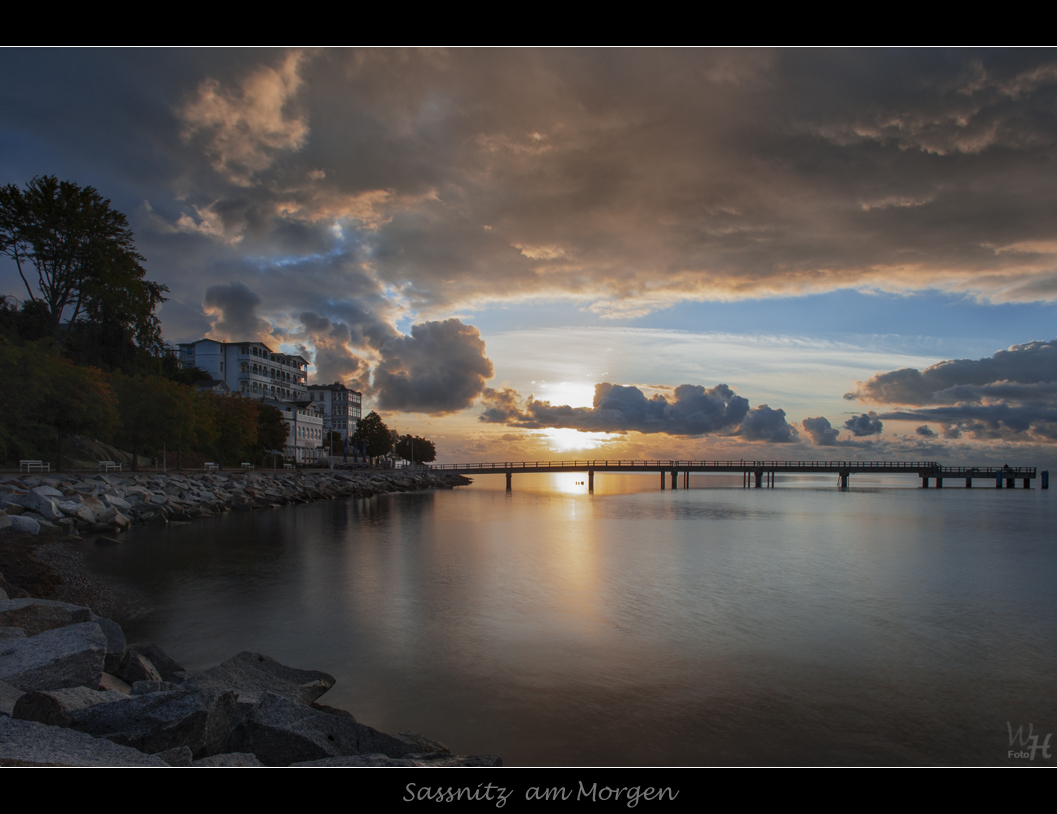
{"left": 241, "top": 462, "right": 254, "bottom": 470}
{"left": 99, "top": 461, "right": 122, "bottom": 473}
{"left": 19, "top": 460, "right": 50, "bottom": 473}
{"left": 204, "top": 462, "right": 219, "bottom": 473}
{"left": 284, "top": 463, "right": 294, "bottom": 470}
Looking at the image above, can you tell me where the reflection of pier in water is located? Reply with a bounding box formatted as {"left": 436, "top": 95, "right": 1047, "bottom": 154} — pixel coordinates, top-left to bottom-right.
{"left": 429, "top": 460, "right": 1045, "bottom": 491}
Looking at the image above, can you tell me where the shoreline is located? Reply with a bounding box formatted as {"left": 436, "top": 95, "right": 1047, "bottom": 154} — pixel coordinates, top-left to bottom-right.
{"left": 0, "top": 469, "right": 503, "bottom": 767}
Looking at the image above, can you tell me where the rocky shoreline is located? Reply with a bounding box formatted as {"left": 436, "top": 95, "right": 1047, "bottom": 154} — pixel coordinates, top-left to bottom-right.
{"left": 0, "top": 468, "right": 473, "bottom": 538}
{"left": 0, "top": 469, "right": 502, "bottom": 767}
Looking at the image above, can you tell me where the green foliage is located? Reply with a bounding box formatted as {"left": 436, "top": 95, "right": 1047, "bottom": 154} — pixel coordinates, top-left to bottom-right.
{"left": 0, "top": 338, "right": 118, "bottom": 467}
{"left": 351, "top": 411, "right": 394, "bottom": 459}
{"left": 257, "top": 403, "right": 289, "bottom": 454}
{"left": 0, "top": 176, "right": 167, "bottom": 357}
{"left": 395, "top": 434, "right": 436, "bottom": 464}
{"left": 110, "top": 373, "right": 195, "bottom": 471}
{"left": 209, "top": 393, "right": 259, "bottom": 465}
{"left": 323, "top": 430, "right": 343, "bottom": 455}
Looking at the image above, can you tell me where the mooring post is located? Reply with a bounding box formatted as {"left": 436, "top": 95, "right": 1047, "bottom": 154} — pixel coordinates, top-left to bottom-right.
{"left": 588, "top": 469, "right": 594, "bottom": 492}
{"left": 506, "top": 472, "right": 512, "bottom": 492}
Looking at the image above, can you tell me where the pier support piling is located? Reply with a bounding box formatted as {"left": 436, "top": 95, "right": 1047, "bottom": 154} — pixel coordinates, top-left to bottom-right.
{"left": 966, "top": 478, "right": 972, "bottom": 488}
{"left": 1043, "top": 471, "right": 1049, "bottom": 489}
{"left": 660, "top": 471, "right": 665, "bottom": 490}
{"left": 754, "top": 470, "right": 763, "bottom": 488}
{"left": 1007, "top": 477, "right": 1015, "bottom": 489}
{"left": 671, "top": 470, "right": 678, "bottom": 489}
{"left": 936, "top": 477, "right": 943, "bottom": 488}
{"left": 588, "top": 469, "right": 594, "bottom": 492}
{"left": 922, "top": 476, "right": 929, "bottom": 488}
{"left": 505, "top": 472, "right": 512, "bottom": 492}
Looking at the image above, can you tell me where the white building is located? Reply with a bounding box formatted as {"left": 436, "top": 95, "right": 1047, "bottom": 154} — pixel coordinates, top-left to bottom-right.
{"left": 263, "top": 399, "right": 326, "bottom": 465}
{"left": 178, "top": 339, "right": 310, "bottom": 402}
{"left": 306, "top": 382, "right": 363, "bottom": 441}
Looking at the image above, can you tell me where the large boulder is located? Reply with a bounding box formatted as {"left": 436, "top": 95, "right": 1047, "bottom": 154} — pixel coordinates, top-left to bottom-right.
{"left": 224, "top": 692, "right": 440, "bottom": 767}
{"left": 0, "top": 717, "right": 170, "bottom": 767}
{"left": 13, "top": 686, "right": 126, "bottom": 727}
{"left": 0, "top": 622, "right": 107, "bottom": 691}
{"left": 0, "top": 599, "right": 92, "bottom": 637}
{"left": 183, "top": 652, "right": 334, "bottom": 706}
{"left": 68, "top": 689, "right": 238, "bottom": 759}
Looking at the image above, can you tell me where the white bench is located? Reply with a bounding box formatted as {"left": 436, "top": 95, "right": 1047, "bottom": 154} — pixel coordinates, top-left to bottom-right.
{"left": 241, "top": 462, "right": 254, "bottom": 470}
{"left": 204, "top": 462, "right": 219, "bottom": 473}
{"left": 19, "top": 460, "right": 49, "bottom": 473}
{"left": 99, "top": 461, "right": 122, "bottom": 473}
{"left": 283, "top": 463, "right": 294, "bottom": 470}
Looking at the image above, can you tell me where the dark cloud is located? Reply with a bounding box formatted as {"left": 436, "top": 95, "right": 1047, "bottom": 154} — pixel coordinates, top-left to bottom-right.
{"left": 802, "top": 416, "right": 842, "bottom": 446}
{"left": 373, "top": 319, "right": 494, "bottom": 415}
{"left": 295, "top": 311, "right": 368, "bottom": 392}
{"left": 848, "top": 338, "right": 1057, "bottom": 443}
{"left": 203, "top": 281, "right": 271, "bottom": 342}
{"left": 916, "top": 425, "right": 937, "bottom": 437}
{"left": 847, "top": 340, "right": 1057, "bottom": 405}
{"left": 844, "top": 412, "right": 884, "bottom": 437}
{"left": 738, "top": 405, "right": 798, "bottom": 443}
{"left": 480, "top": 382, "right": 767, "bottom": 437}
{"left": 9, "top": 49, "right": 1057, "bottom": 333}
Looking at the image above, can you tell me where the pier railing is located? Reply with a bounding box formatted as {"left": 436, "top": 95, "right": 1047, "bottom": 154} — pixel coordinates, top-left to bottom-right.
{"left": 430, "top": 459, "right": 1036, "bottom": 475}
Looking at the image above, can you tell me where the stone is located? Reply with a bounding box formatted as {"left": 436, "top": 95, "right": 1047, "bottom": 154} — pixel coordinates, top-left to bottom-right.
{"left": 0, "top": 716, "right": 169, "bottom": 767}
{"left": 126, "top": 642, "right": 186, "bottom": 683}
{"left": 13, "top": 686, "right": 126, "bottom": 727}
{"left": 8, "top": 515, "right": 39, "bottom": 534}
{"left": 183, "top": 651, "right": 334, "bottom": 706}
{"left": 89, "top": 614, "right": 127, "bottom": 674}
{"left": 193, "top": 751, "right": 266, "bottom": 767}
{"left": 224, "top": 691, "right": 435, "bottom": 767}
{"left": 155, "top": 745, "right": 193, "bottom": 766}
{"left": 0, "top": 679, "right": 23, "bottom": 716}
{"left": 292, "top": 753, "right": 503, "bottom": 767}
{"left": 0, "top": 598, "right": 92, "bottom": 636}
{"left": 98, "top": 673, "right": 132, "bottom": 694}
{"left": 117, "top": 651, "right": 163, "bottom": 684}
{"left": 0, "top": 622, "right": 107, "bottom": 691}
{"left": 68, "top": 689, "right": 238, "bottom": 759}
{"left": 132, "top": 680, "right": 182, "bottom": 694}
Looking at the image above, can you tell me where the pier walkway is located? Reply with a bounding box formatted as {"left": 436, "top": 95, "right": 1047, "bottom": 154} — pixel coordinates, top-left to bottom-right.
{"left": 429, "top": 460, "right": 1044, "bottom": 491}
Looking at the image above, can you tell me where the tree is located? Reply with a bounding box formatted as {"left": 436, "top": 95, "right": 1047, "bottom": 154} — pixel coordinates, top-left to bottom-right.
{"left": 0, "top": 176, "right": 167, "bottom": 349}
{"left": 256, "top": 402, "right": 289, "bottom": 459}
{"left": 395, "top": 434, "right": 436, "bottom": 464}
{"left": 111, "top": 373, "right": 195, "bottom": 471}
{"left": 351, "top": 411, "right": 394, "bottom": 460}
{"left": 209, "top": 393, "right": 259, "bottom": 467}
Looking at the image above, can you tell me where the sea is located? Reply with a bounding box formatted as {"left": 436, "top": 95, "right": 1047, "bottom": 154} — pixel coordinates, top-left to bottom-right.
{"left": 83, "top": 472, "right": 1057, "bottom": 766}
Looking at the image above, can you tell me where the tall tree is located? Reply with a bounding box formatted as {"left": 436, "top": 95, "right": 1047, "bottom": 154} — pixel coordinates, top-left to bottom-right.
{"left": 395, "top": 434, "right": 436, "bottom": 464}
{"left": 351, "top": 411, "right": 394, "bottom": 460}
{"left": 0, "top": 176, "right": 167, "bottom": 350}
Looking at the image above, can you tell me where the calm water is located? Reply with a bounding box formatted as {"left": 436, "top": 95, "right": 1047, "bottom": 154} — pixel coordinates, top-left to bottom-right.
{"left": 84, "top": 473, "right": 1057, "bottom": 766}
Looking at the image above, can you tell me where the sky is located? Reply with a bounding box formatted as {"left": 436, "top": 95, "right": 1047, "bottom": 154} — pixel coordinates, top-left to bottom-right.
{"left": 3, "top": 48, "right": 1057, "bottom": 468}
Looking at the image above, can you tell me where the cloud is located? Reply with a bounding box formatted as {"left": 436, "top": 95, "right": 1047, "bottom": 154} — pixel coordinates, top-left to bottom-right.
{"left": 480, "top": 381, "right": 777, "bottom": 438}
{"left": 738, "top": 405, "right": 798, "bottom": 443}
{"left": 844, "top": 412, "right": 884, "bottom": 437}
{"left": 373, "top": 319, "right": 494, "bottom": 414}
{"left": 846, "top": 339, "right": 1057, "bottom": 405}
{"left": 203, "top": 281, "right": 272, "bottom": 343}
{"left": 916, "top": 424, "right": 937, "bottom": 437}
{"left": 802, "top": 416, "right": 842, "bottom": 446}
{"left": 180, "top": 50, "right": 310, "bottom": 185}
{"left": 846, "top": 338, "right": 1057, "bottom": 443}
{"left": 295, "top": 311, "right": 369, "bottom": 392}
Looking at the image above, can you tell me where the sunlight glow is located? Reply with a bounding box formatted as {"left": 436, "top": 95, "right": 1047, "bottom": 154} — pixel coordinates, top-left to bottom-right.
{"left": 538, "top": 428, "right": 620, "bottom": 452}
{"left": 535, "top": 381, "right": 596, "bottom": 408}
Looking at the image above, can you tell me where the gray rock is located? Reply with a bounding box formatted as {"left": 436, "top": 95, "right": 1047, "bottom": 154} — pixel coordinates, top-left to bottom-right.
{"left": 89, "top": 614, "right": 127, "bottom": 674}
{"left": 224, "top": 691, "right": 435, "bottom": 767}
{"left": 0, "top": 679, "right": 23, "bottom": 717}
{"left": 13, "top": 686, "right": 126, "bottom": 727}
{"left": 193, "top": 751, "right": 266, "bottom": 767}
{"left": 155, "top": 745, "right": 193, "bottom": 766}
{"left": 68, "top": 689, "right": 238, "bottom": 759}
{"left": 0, "top": 627, "right": 25, "bottom": 641}
{"left": 0, "top": 622, "right": 107, "bottom": 691}
{"left": 99, "top": 673, "right": 132, "bottom": 694}
{"left": 132, "top": 680, "right": 182, "bottom": 695}
{"left": 117, "top": 651, "right": 163, "bottom": 685}
{"left": 183, "top": 651, "right": 334, "bottom": 705}
{"left": 292, "top": 753, "right": 503, "bottom": 767}
{"left": 0, "top": 716, "right": 169, "bottom": 767}
{"left": 126, "top": 642, "right": 186, "bottom": 683}
{"left": 0, "top": 598, "right": 92, "bottom": 637}
{"left": 8, "top": 515, "right": 39, "bottom": 534}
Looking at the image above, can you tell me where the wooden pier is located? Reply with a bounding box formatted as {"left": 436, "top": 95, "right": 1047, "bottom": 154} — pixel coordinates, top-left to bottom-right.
{"left": 428, "top": 460, "right": 1043, "bottom": 491}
